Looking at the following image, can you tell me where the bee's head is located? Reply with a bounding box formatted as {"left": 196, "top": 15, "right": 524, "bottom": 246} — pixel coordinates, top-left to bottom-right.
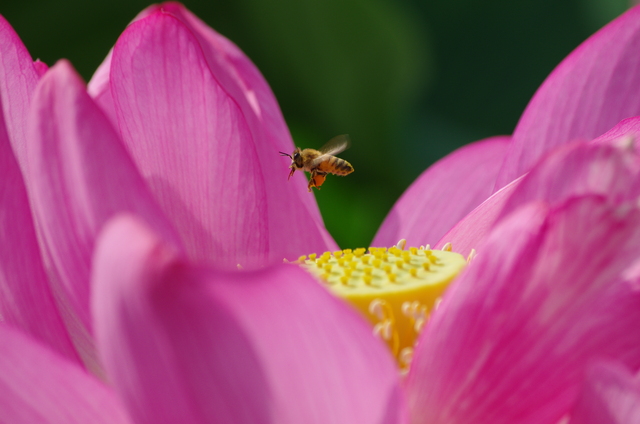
{"left": 292, "top": 147, "right": 304, "bottom": 168}
{"left": 280, "top": 148, "right": 301, "bottom": 180}
{"left": 280, "top": 148, "right": 303, "bottom": 169}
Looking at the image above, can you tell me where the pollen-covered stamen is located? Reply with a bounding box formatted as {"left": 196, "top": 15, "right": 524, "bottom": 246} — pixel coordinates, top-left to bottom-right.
{"left": 369, "top": 299, "right": 400, "bottom": 356}
{"left": 298, "top": 241, "right": 466, "bottom": 368}
{"left": 466, "top": 248, "right": 477, "bottom": 263}
{"left": 399, "top": 347, "right": 414, "bottom": 372}
{"left": 402, "top": 300, "right": 429, "bottom": 334}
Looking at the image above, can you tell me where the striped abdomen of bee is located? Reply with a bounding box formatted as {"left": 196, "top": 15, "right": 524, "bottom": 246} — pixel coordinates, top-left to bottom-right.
{"left": 315, "top": 156, "right": 354, "bottom": 176}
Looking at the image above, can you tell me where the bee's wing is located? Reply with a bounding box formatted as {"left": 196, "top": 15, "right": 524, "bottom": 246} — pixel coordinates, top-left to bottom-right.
{"left": 309, "top": 135, "right": 351, "bottom": 168}
{"left": 319, "top": 134, "right": 351, "bottom": 156}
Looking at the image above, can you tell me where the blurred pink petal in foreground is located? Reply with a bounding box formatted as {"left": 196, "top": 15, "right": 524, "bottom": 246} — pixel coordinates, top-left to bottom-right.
{"left": 25, "top": 60, "right": 182, "bottom": 373}
{"left": 407, "top": 192, "right": 640, "bottom": 424}
{"left": 91, "top": 214, "right": 404, "bottom": 424}
{"left": 0, "top": 325, "right": 132, "bottom": 424}
{"left": 570, "top": 361, "right": 640, "bottom": 424}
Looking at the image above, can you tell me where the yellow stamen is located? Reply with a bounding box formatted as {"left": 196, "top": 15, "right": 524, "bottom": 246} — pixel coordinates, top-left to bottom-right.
{"left": 467, "top": 248, "right": 477, "bottom": 263}
{"left": 297, "top": 241, "right": 466, "bottom": 369}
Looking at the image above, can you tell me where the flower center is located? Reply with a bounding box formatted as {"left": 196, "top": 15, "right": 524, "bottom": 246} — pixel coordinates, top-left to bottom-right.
{"left": 296, "top": 240, "right": 467, "bottom": 369}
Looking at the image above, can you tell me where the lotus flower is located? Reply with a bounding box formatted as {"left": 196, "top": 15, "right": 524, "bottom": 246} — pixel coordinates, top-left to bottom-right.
{"left": 1, "top": 3, "right": 640, "bottom": 424}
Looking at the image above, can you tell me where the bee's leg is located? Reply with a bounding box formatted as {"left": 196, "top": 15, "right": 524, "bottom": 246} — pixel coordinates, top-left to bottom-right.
{"left": 315, "top": 173, "right": 326, "bottom": 188}
{"left": 307, "top": 174, "right": 315, "bottom": 192}
{"left": 288, "top": 167, "right": 296, "bottom": 180}
{"left": 308, "top": 171, "right": 326, "bottom": 191}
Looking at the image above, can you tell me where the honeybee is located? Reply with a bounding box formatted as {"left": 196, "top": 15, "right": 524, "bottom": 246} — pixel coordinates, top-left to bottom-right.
{"left": 280, "top": 134, "right": 354, "bottom": 191}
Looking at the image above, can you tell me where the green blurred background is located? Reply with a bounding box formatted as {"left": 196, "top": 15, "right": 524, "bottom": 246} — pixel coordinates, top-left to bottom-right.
{"left": 2, "top": 0, "right": 631, "bottom": 248}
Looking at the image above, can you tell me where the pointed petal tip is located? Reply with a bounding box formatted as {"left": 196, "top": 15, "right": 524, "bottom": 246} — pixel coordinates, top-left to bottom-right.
{"left": 33, "top": 59, "right": 48, "bottom": 77}
{"left": 110, "top": 5, "right": 333, "bottom": 267}
{"left": 33, "top": 59, "right": 86, "bottom": 101}
{"left": 495, "top": 5, "right": 640, "bottom": 189}
{"left": 0, "top": 13, "right": 40, "bottom": 168}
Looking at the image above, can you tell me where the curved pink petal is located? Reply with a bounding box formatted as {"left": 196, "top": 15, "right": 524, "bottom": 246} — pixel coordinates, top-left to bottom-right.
{"left": 498, "top": 141, "right": 640, "bottom": 221}
{"left": 26, "top": 60, "right": 182, "bottom": 372}
{"left": 495, "top": 5, "right": 640, "bottom": 189}
{"left": 0, "top": 14, "right": 39, "bottom": 173}
{"left": 0, "top": 95, "right": 80, "bottom": 367}
{"left": 87, "top": 3, "right": 159, "bottom": 121}
{"left": 161, "top": 3, "right": 308, "bottom": 158}
{"left": 0, "top": 325, "right": 132, "bottom": 424}
{"left": 91, "top": 3, "right": 327, "bottom": 231}
{"left": 92, "top": 214, "right": 405, "bottom": 424}
{"left": 569, "top": 361, "right": 640, "bottom": 424}
{"left": 436, "top": 138, "right": 640, "bottom": 258}
{"left": 86, "top": 49, "right": 117, "bottom": 127}
{"left": 94, "top": 2, "right": 308, "bottom": 167}
{"left": 593, "top": 116, "right": 640, "bottom": 144}
{"left": 433, "top": 177, "right": 521, "bottom": 258}
{"left": 166, "top": 3, "right": 330, "bottom": 231}
{"left": 109, "top": 7, "right": 334, "bottom": 269}
{"left": 33, "top": 59, "right": 48, "bottom": 77}
{"left": 407, "top": 196, "right": 640, "bottom": 424}
{"left": 87, "top": 4, "right": 156, "bottom": 126}
{"left": 373, "top": 136, "right": 509, "bottom": 248}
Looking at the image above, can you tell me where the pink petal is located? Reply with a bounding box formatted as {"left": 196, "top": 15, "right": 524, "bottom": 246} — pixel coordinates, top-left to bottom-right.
{"left": 592, "top": 116, "right": 640, "bottom": 144}
{"left": 0, "top": 325, "right": 133, "bottom": 424}
{"left": 569, "top": 361, "right": 640, "bottom": 424}
{"left": 0, "top": 92, "right": 80, "bottom": 367}
{"left": 373, "top": 136, "right": 509, "bottom": 248}
{"left": 26, "top": 60, "right": 182, "bottom": 372}
{"left": 87, "top": 4, "right": 159, "bottom": 125}
{"left": 92, "top": 214, "right": 405, "bottom": 424}
{"left": 498, "top": 141, "right": 640, "bottom": 221}
{"left": 92, "top": 2, "right": 316, "bottom": 186}
{"left": 161, "top": 3, "right": 307, "bottom": 156}
{"left": 0, "top": 14, "right": 40, "bottom": 173}
{"left": 86, "top": 49, "right": 118, "bottom": 127}
{"left": 437, "top": 139, "right": 640, "bottom": 258}
{"left": 33, "top": 59, "right": 48, "bottom": 77}
{"left": 167, "top": 4, "right": 332, "bottom": 238}
{"left": 108, "top": 7, "right": 335, "bottom": 269}
{"left": 406, "top": 196, "right": 640, "bottom": 424}
{"left": 494, "top": 5, "right": 640, "bottom": 189}
{"left": 433, "top": 177, "right": 521, "bottom": 258}
{"left": 121, "top": 2, "right": 303, "bottom": 164}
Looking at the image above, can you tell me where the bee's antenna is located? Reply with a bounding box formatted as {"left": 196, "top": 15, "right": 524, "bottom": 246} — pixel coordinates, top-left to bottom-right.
{"left": 279, "top": 151, "right": 292, "bottom": 159}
